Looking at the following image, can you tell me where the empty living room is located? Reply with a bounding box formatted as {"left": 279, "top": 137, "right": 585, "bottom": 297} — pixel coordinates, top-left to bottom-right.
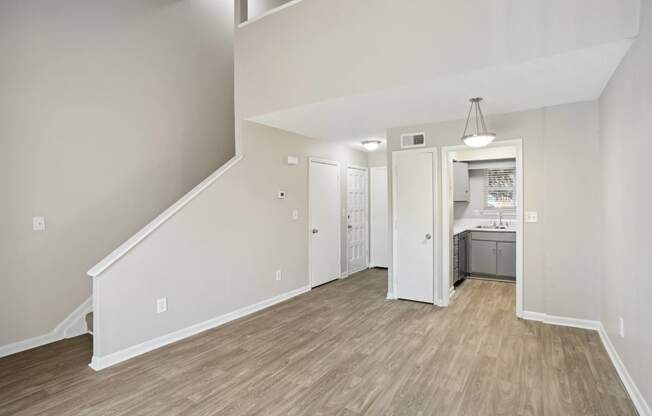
{"left": 1, "top": 0, "right": 651, "bottom": 415}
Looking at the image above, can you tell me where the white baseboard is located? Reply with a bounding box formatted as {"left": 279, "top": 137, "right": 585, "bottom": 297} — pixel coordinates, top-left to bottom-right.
{"left": 597, "top": 323, "right": 651, "bottom": 416}
{"left": 0, "top": 296, "right": 92, "bottom": 359}
{"left": 523, "top": 311, "right": 650, "bottom": 416}
{"left": 60, "top": 297, "right": 93, "bottom": 338}
{"left": 89, "top": 285, "right": 310, "bottom": 371}
{"left": 0, "top": 332, "right": 61, "bottom": 359}
{"left": 521, "top": 310, "right": 600, "bottom": 330}
{"left": 386, "top": 291, "right": 396, "bottom": 300}
{"left": 340, "top": 271, "right": 349, "bottom": 279}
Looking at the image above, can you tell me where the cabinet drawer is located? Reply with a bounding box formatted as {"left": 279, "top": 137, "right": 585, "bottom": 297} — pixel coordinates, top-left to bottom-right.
{"left": 470, "top": 231, "right": 515, "bottom": 242}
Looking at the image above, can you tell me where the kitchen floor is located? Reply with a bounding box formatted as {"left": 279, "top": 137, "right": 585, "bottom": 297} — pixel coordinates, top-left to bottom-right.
{"left": 0, "top": 269, "right": 636, "bottom": 415}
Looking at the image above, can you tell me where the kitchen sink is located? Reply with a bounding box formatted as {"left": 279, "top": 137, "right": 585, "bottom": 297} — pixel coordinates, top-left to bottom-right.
{"left": 475, "top": 225, "right": 509, "bottom": 230}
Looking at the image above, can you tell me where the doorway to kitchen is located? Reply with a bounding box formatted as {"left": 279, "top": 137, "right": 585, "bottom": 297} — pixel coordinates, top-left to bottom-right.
{"left": 441, "top": 140, "right": 524, "bottom": 317}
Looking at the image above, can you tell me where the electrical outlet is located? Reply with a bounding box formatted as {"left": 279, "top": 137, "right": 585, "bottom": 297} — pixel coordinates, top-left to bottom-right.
{"left": 32, "top": 216, "right": 46, "bottom": 231}
{"left": 275, "top": 270, "right": 282, "bottom": 281}
{"left": 525, "top": 211, "right": 538, "bottom": 223}
{"left": 618, "top": 317, "right": 625, "bottom": 338}
{"left": 292, "top": 209, "right": 299, "bottom": 220}
{"left": 156, "top": 297, "right": 167, "bottom": 314}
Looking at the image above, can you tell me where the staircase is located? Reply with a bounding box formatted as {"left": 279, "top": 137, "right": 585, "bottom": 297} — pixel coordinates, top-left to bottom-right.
{"left": 85, "top": 312, "right": 94, "bottom": 335}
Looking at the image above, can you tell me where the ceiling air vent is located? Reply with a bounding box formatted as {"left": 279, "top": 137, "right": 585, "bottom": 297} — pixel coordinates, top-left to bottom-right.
{"left": 400, "top": 132, "right": 426, "bottom": 149}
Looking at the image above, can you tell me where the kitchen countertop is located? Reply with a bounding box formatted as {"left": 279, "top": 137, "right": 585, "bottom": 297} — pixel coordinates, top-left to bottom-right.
{"left": 453, "top": 220, "right": 518, "bottom": 236}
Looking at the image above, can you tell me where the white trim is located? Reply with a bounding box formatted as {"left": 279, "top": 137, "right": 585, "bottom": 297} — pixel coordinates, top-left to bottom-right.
{"left": 59, "top": 297, "right": 93, "bottom": 338}
{"left": 0, "top": 297, "right": 92, "bottom": 358}
{"left": 441, "top": 139, "right": 523, "bottom": 316}
{"left": 347, "top": 164, "right": 368, "bottom": 171}
{"left": 347, "top": 265, "right": 368, "bottom": 276}
{"left": 522, "top": 311, "right": 651, "bottom": 416}
{"left": 309, "top": 157, "right": 339, "bottom": 167}
{"left": 340, "top": 271, "right": 349, "bottom": 279}
{"left": 391, "top": 147, "right": 438, "bottom": 304}
{"left": 386, "top": 291, "right": 397, "bottom": 300}
{"left": 237, "top": 0, "right": 304, "bottom": 28}
{"left": 308, "top": 157, "right": 341, "bottom": 289}
{"left": 522, "top": 310, "right": 600, "bottom": 330}
{"left": 89, "top": 285, "right": 310, "bottom": 371}
{"left": 88, "top": 155, "right": 243, "bottom": 278}
{"left": 369, "top": 167, "right": 379, "bottom": 268}
{"left": 0, "top": 332, "right": 60, "bottom": 359}
{"left": 597, "top": 323, "right": 652, "bottom": 416}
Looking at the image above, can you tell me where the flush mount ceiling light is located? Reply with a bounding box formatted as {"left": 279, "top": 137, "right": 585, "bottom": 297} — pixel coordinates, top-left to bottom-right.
{"left": 362, "top": 140, "right": 381, "bottom": 151}
{"left": 461, "top": 97, "right": 496, "bottom": 148}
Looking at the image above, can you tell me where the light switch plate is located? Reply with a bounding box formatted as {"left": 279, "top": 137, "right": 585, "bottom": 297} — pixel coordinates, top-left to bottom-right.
{"left": 287, "top": 156, "right": 299, "bottom": 165}
{"left": 32, "top": 216, "right": 46, "bottom": 231}
{"left": 525, "top": 211, "right": 538, "bottom": 223}
{"left": 156, "top": 297, "right": 167, "bottom": 314}
{"left": 292, "top": 209, "right": 299, "bottom": 220}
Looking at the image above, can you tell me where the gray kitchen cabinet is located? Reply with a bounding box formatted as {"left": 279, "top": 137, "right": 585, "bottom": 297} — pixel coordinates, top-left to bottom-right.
{"left": 496, "top": 242, "right": 516, "bottom": 277}
{"left": 470, "top": 240, "right": 497, "bottom": 275}
{"left": 468, "top": 231, "right": 516, "bottom": 280}
{"left": 453, "top": 162, "right": 469, "bottom": 202}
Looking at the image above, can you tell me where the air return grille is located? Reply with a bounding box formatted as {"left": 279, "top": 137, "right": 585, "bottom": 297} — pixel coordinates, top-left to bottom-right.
{"left": 400, "top": 132, "right": 426, "bottom": 149}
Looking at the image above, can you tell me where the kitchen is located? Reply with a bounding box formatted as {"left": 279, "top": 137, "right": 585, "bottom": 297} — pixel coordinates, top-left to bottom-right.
{"left": 451, "top": 153, "right": 518, "bottom": 289}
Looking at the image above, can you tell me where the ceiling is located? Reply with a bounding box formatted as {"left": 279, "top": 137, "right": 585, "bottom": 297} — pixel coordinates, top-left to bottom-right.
{"left": 251, "top": 40, "right": 632, "bottom": 149}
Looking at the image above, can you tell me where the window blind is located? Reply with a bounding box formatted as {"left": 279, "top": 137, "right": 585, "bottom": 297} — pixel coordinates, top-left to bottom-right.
{"left": 485, "top": 168, "right": 516, "bottom": 209}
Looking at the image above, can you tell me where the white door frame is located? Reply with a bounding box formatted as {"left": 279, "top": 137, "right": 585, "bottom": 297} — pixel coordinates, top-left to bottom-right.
{"left": 391, "top": 147, "right": 439, "bottom": 305}
{"left": 369, "top": 166, "right": 388, "bottom": 268}
{"left": 308, "top": 157, "right": 341, "bottom": 289}
{"left": 441, "top": 139, "right": 524, "bottom": 317}
{"left": 345, "top": 164, "right": 369, "bottom": 277}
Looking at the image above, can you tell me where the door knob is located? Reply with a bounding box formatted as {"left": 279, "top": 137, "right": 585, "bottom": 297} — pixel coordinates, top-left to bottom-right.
{"left": 312, "top": 229, "right": 319, "bottom": 234}
{"left": 425, "top": 233, "right": 432, "bottom": 240}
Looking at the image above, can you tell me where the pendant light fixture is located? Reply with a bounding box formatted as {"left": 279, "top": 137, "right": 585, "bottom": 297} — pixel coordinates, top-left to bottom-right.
{"left": 461, "top": 97, "right": 496, "bottom": 148}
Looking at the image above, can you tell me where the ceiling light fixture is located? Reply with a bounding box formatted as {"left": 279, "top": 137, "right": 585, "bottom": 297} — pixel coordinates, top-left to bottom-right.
{"left": 461, "top": 97, "right": 496, "bottom": 148}
{"left": 362, "top": 140, "right": 381, "bottom": 151}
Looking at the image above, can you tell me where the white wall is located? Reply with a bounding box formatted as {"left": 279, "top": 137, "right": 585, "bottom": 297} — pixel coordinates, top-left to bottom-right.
{"left": 599, "top": 0, "right": 652, "bottom": 406}
{"left": 0, "top": 0, "right": 235, "bottom": 347}
{"left": 94, "top": 122, "right": 366, "bottom": 357}
{"left": 235, "top": 0, "right": 639, "bottom": 119}
{"left": 387, "top": 102, "right": 602, "bottom": 319}
{"left": 367, "top": 149, "right": 387, "bottom": 168}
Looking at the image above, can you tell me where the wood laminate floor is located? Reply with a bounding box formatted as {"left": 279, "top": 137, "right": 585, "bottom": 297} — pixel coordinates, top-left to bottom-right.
{"left": 0, "top": 269, "right": 637, "bottom": 415}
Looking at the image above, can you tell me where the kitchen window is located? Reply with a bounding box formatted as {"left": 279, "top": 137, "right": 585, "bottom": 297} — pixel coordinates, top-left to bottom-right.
{"left": 485, "top": 168, "right": 516, "bottom": 210}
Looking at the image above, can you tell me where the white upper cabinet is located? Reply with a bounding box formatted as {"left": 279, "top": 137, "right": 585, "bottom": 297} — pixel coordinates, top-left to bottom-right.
{"left": 453, "top": 162, "right": 469, "bottom": 202}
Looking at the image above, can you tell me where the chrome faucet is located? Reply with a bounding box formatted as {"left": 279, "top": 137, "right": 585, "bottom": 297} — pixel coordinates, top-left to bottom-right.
{"left": 498, "top": 211, "right": 504, "bottom": 227}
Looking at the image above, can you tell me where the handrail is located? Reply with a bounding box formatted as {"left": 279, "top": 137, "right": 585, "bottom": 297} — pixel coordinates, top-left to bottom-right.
{"left": 87, "top": 154, "right": 244, "bottom": 277}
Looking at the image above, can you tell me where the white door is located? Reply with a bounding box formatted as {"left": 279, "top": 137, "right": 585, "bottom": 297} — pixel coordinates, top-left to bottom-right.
{"left": 394, "top": 150, "right": 435, "bottom": 303}
{"left": 309, "top": 159, "right": 341, "bottom": 288}
{"left": 347, "top": 167, "right": 368, "bottom": 274}
{"left": 370, "top": 167, "right": 389, "bottom": 268}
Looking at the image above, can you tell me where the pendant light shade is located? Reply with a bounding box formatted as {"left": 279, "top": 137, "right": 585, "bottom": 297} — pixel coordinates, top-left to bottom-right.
{"left": 461, "top": 97, "right": 496, "bottom": 148}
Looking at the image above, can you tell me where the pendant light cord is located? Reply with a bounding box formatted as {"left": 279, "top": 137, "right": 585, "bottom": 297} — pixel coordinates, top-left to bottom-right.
{"left": 462, "top": 100, "right": 474, "bottom": 137}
